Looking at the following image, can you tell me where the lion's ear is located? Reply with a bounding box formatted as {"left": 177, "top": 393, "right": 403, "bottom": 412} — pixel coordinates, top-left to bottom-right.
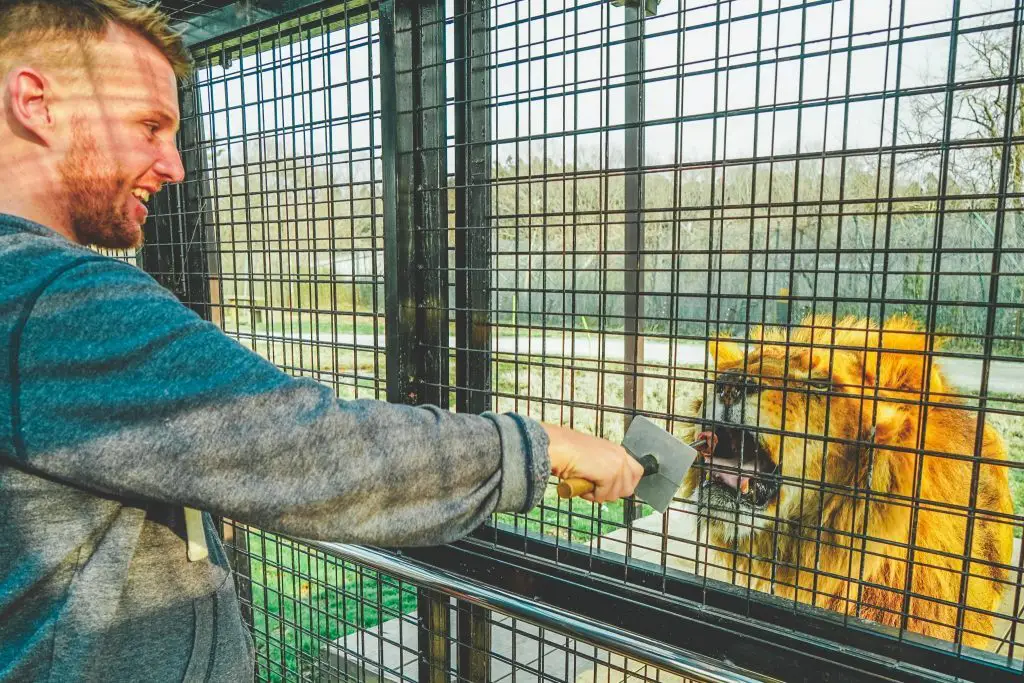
{"left": 863, "top": 400, "right": 918, "bottom": 499}
{"left": 708, "top": 338, "right": 745, "bottom": 368}
{"left": 862, "top": 314, "right": 945, "bottom": 394}
{"left": 869, "top": 400, "right": 915, "bottom": 445}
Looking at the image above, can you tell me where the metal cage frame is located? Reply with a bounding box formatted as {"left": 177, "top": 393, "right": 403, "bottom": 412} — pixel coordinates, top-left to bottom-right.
{"left": 141, "top": 0, "right": 1024, "bottom": 681}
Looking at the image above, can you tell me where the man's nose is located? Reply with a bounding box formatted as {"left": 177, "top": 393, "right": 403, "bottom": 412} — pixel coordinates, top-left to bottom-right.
{"left": 154, "top": 142, "right": 185, "bottom": 183}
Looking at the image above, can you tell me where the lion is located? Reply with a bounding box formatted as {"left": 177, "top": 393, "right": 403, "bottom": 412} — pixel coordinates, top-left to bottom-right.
{"left": 679, "top": 313, "right": 1014, "bottom": 651}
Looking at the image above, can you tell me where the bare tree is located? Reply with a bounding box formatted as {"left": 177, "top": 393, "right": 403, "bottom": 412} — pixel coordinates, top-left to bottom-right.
{"left": 899, "top": 14, "right": 1024, "bottom": 350}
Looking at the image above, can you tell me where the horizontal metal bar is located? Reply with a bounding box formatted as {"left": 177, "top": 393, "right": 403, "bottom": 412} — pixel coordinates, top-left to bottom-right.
{"left": 304, "top": 540, "right": 776, "bottom": 683}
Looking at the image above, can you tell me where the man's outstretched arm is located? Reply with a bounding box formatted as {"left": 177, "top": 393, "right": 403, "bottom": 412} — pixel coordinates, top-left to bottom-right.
{"left": 9, "top": 256, "right": 638, "bottom": 547}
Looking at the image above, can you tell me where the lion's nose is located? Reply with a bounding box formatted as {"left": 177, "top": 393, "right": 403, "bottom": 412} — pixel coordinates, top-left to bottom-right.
{"left": 715, "top": 370, "right": 761, "bottom": 405}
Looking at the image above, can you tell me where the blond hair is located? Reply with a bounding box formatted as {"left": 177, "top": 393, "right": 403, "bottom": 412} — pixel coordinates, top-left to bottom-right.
{"left": 0, "top": 0, "right": 191, "bottom": 79}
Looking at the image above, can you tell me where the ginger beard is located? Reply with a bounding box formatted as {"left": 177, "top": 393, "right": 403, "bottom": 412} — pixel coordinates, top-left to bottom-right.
{"left": 57, "top": 118, "right": 144, "bottom": 250}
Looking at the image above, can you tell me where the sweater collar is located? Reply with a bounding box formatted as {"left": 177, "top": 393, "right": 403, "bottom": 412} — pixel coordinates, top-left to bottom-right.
{"left": 0, "top": 213, "right": 75, "bottom": 242}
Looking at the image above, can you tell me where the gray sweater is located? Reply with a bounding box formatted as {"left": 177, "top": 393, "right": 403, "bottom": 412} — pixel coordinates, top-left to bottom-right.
{"left": 0, "top": 214, "right": 550, "bottom": 682}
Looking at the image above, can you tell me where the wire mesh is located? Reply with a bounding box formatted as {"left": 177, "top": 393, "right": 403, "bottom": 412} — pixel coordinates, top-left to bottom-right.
{"left": 153, "top": 7, "right": 398, "bottom": 679}
{"left": 144, "top": 0, "right": 1024, "bottom": 678}
{"left": 431, "top": 0, "right": 1024, "bottom": 667}
{"left": 152, "top": 0, "right": 237, "bottom": 20}
{"left": 179, "top": 0, "right": 387, "bottom": 400}
{"left": 94, "top": 247, "right": 139, "bottom": 264}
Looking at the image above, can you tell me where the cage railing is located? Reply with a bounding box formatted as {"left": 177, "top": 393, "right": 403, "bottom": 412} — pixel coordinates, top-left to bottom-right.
{"left": 306, "top": 539, "right": 773, "bottom": 683}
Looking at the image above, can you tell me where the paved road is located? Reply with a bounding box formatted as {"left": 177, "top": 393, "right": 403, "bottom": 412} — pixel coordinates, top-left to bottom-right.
{"left": 276, "top": 330, "right": 1024, "bottom": 395}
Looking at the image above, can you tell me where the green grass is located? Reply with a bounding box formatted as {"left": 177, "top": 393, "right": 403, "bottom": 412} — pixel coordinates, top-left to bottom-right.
{"left": 984, "top": 410, "right": 1024, "bottom": 535}
{"left": 495, "top": 485, "right": 654, "bottom": 544}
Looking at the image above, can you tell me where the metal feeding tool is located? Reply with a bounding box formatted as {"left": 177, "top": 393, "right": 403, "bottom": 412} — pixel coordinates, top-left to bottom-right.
{"left": 556, "top": 415, "right": 703, "bottom": 513}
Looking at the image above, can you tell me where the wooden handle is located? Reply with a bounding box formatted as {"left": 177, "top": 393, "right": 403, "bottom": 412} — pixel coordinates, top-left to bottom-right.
{"left": 557, "top": 477, "right": 596, "bottom": 499}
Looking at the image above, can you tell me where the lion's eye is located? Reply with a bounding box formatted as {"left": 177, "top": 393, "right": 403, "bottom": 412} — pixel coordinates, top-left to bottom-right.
{"left": 784, "top": 376, "right": 832, "bottom": 396}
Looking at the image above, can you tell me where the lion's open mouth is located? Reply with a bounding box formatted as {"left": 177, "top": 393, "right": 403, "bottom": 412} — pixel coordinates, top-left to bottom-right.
{"left": 698, "top": 427, "right": 781, "bottom": 509}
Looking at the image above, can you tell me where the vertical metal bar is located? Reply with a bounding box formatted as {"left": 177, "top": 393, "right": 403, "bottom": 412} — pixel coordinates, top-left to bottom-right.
{"left": 417, "top": 589, "right": 451, "bottom": 683}
{"left": 180, "top": 72, "right": 219, "bottom": 325}
{"left": 457, "top": 597, "right": 490, "bottom": 683}
{"left": 381, "top": 0, "right": 417, "bottom": 405}
{"left": 956, "top": 1, "right": 1022, "bottom": 654}
{"left": 622, "top": 2, "right": 644, "bottom": 527}
{"left": 416, "top": 0, "right": 451, "bottom": 409}
{"left": 454, "top": 1, "right": 493, "bottom": 679}
{"left": 382, "top": 1, "right": 452, "bottom": 680}
{"left": 454, "top": 0, "right": 493, "bottom": 417}
{"left": 899, "top": 0, "right": 961, "bottom": 641}
{"left": 416, "top": 0, "right": 453, "bottom": 673}
{"left": 382, "top": 0, "right": 450, "bottom": 407}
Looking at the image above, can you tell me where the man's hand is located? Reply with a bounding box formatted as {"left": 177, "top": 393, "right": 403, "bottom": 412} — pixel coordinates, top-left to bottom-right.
{"left": 542, "top": 423, "right": 644, "bottom": 503}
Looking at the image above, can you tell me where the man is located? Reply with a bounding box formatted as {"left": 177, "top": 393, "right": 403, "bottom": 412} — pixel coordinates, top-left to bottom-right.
{"left": 0, "top": 1, "right": 643, "bottom": 681}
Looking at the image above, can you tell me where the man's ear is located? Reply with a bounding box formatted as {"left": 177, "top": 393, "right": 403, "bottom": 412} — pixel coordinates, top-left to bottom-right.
{"left": 5, "top": 67, "right": 55, "bottom": 145}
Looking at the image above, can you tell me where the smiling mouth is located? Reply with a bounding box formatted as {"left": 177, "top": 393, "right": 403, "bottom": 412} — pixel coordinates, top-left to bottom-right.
{"left": 128, "top": 188, "right": 153, "bottom": 223}
{"left": 697, "top": 426, "right": 781, "bottom": 509}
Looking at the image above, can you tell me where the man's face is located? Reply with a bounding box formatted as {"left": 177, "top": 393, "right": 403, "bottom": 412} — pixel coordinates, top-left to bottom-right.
{"left": 51, "top": 25, "right": 184, "bottom": 249}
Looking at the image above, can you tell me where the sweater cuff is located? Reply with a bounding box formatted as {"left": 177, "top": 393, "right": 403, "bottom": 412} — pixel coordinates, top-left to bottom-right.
{"left": 483, "top": 412, "right": 550, "bottom": 513}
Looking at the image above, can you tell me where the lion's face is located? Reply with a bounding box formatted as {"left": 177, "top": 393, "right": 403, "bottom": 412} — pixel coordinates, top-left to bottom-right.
{"left": 684, "top": 338, "right": 864, "bottom": 545}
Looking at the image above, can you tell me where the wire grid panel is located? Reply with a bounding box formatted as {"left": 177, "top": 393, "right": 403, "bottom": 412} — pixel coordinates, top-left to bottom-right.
{"left": 149, "top": 0, "right": 235, "bottom": 21}
{"left": 225, "top": 523, "right": 704, "bottom": 683}
{"left": 162, "top": 6, "right": 399, "bottom": 680}
{"left": 94, "top": 247, "right": 138, "bottom": 264}
{"left": 182, "top": 1, "right": 387, "bottom": 400}
{"left": 221, "top": 522, "right": 417, "bottom": 683}
{"left": 429, "top": 0, "right": 1024, "bottom": 666}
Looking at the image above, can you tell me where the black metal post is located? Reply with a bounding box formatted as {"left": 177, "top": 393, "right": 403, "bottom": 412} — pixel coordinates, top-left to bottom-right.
{"left": 453, "top": 2, "right": 493, "bottom": 678}
{"left": 381, "top": 0, "right": 417, "bottom": 406}
{"left": 454, "top": 0, "right": 493, "bottom": 417}
{"left": 381, "top": 0, "right": 450, "bottom": 408}
{"left": 414, "top": 0, "right": 451, "bottom": 410}
{"left": 381, "top": 0, "right": 452, "bottom": 680}
{"left": 622, "top": 2, "right": 644, "bottom": 527}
